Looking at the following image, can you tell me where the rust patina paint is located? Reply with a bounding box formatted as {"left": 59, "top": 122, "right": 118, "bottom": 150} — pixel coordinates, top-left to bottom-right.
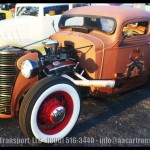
{"left": 51, "top": 6, "right": 150, "bottom": 96}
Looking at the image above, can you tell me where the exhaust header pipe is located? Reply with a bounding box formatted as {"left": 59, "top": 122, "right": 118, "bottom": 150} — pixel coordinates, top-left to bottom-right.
{"left": 62, "top": 74, "right": 115, "bottom": 88}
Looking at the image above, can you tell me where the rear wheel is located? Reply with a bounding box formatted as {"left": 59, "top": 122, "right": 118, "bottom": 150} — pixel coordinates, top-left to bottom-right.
{"left": 19, "top": 76, "right": 80, "bottom": 143}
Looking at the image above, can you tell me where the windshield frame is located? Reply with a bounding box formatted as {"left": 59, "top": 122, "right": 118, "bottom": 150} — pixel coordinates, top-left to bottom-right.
{"left": 58, "top": 14, "right": 117, "bottom": 34}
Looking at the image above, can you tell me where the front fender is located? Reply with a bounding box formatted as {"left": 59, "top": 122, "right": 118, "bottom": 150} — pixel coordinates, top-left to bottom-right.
{"left": 11, "top": 52, "right": 39, "bottom": 116}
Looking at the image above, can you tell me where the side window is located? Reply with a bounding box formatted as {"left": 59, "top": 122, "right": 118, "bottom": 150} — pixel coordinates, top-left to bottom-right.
{"left": 122, "top": 21, "right": 149, "bottom": 37}
{"left": 44, "top": 5, "right": 69, "bottom": 16}
{"left": 0, "top": 13, "right": 6, "bottom": 20}
{"left": 59, "top": 5, "right": 69, "bottom": 14}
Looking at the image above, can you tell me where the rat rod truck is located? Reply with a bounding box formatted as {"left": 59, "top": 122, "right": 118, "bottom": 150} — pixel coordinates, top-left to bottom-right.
{"left": 0, "top": 5, "right": 150, "bottom": 143}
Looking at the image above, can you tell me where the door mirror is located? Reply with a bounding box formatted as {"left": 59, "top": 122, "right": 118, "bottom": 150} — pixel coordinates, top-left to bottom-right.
{"left": 123, "top": 29, "right": 133, "bottom": 38}
{"left": 119, "top": 29, "right": 134, "bottom": 46}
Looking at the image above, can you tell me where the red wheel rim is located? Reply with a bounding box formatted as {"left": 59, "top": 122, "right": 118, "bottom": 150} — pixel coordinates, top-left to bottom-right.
{"left": 37, "top": 91, "right": 73, "bottom": 135}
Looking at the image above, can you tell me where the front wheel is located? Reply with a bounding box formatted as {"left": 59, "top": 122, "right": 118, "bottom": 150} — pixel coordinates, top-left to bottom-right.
{"left": 19, "top": 76, "right": 80, "bottom": 143}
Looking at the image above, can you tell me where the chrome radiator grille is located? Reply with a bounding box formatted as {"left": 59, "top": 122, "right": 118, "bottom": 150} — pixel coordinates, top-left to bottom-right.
{"left": 0, "top": 46, "right": 23, "bottom": 115}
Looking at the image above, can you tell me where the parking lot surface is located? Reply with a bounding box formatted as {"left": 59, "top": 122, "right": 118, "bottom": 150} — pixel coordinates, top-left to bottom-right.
{"left": 0, "top": 82, "right": 150, "bottom": 147}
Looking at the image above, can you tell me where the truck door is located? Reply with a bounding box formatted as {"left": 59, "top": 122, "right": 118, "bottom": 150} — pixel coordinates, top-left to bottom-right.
{"left": 116, "top": 19, "right": 150, "bottom": 89}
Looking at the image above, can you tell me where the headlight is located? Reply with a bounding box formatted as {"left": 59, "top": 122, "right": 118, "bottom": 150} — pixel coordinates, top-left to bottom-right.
{"left": 21, "top": 60, "right": 39, "bottom": 78}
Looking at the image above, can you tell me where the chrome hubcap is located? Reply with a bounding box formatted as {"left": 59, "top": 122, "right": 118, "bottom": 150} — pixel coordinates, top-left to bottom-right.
{"left": 51, "top": 106, "right": 65, "bottom": 124}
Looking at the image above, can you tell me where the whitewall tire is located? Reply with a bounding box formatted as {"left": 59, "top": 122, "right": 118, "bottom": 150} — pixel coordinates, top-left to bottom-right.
{"left": 19, "top": 76, "right": 81, "bottom": 144}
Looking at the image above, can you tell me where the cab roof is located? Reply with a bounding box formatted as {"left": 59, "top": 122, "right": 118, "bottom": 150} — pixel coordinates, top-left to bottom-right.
{"left": 63, "top": 6, "right": 150, "bottom": 22}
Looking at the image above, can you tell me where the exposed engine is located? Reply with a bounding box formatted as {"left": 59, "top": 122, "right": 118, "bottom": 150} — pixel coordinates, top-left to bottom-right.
{"left": 35, "top": 40, "right": 115, "bottom": 89}
{"left": 39, "top": 40, "right": 80, "bottom": 77}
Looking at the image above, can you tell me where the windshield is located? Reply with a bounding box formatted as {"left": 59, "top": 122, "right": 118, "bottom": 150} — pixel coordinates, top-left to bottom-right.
{"left": 16, "top": 6, "right": 39, "bottom": 16}
{"left": 59, "top": 15, "right": 116, "bottom": 34}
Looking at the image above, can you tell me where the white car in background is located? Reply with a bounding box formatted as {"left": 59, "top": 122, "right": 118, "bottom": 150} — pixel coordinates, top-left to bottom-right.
{"left": 0, "top": 3, "right": 89, "bottom": 54}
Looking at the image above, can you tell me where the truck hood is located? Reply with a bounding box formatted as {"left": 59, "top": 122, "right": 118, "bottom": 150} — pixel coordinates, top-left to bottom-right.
{"left": 51, "top": 30, "right": 104, "bottom": 53}
{"left": 51, "top": 30, "right": 106, "bottom": 79}
{"left": 0, "top": 16, "right": 56, "bottom": 49}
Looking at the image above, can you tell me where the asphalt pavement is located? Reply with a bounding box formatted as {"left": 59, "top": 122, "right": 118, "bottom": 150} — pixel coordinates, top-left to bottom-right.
{"left": 0, "top": 81, "right": 150, "bottom": 147}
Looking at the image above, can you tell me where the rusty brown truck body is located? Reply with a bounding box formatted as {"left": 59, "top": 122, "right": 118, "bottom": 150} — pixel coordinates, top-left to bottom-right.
{"left": 0, "top": 5, "right": 150, "bottom": 143}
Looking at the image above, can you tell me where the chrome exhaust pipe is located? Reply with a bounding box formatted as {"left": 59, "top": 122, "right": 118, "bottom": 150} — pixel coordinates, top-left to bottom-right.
{"left": 62, "top": 74, "right": 115, "bottom": 88}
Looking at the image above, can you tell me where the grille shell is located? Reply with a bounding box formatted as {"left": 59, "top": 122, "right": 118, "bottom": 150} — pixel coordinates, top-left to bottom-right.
{"left": 0, "top": 46, "right": 24, "bottom": 115}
